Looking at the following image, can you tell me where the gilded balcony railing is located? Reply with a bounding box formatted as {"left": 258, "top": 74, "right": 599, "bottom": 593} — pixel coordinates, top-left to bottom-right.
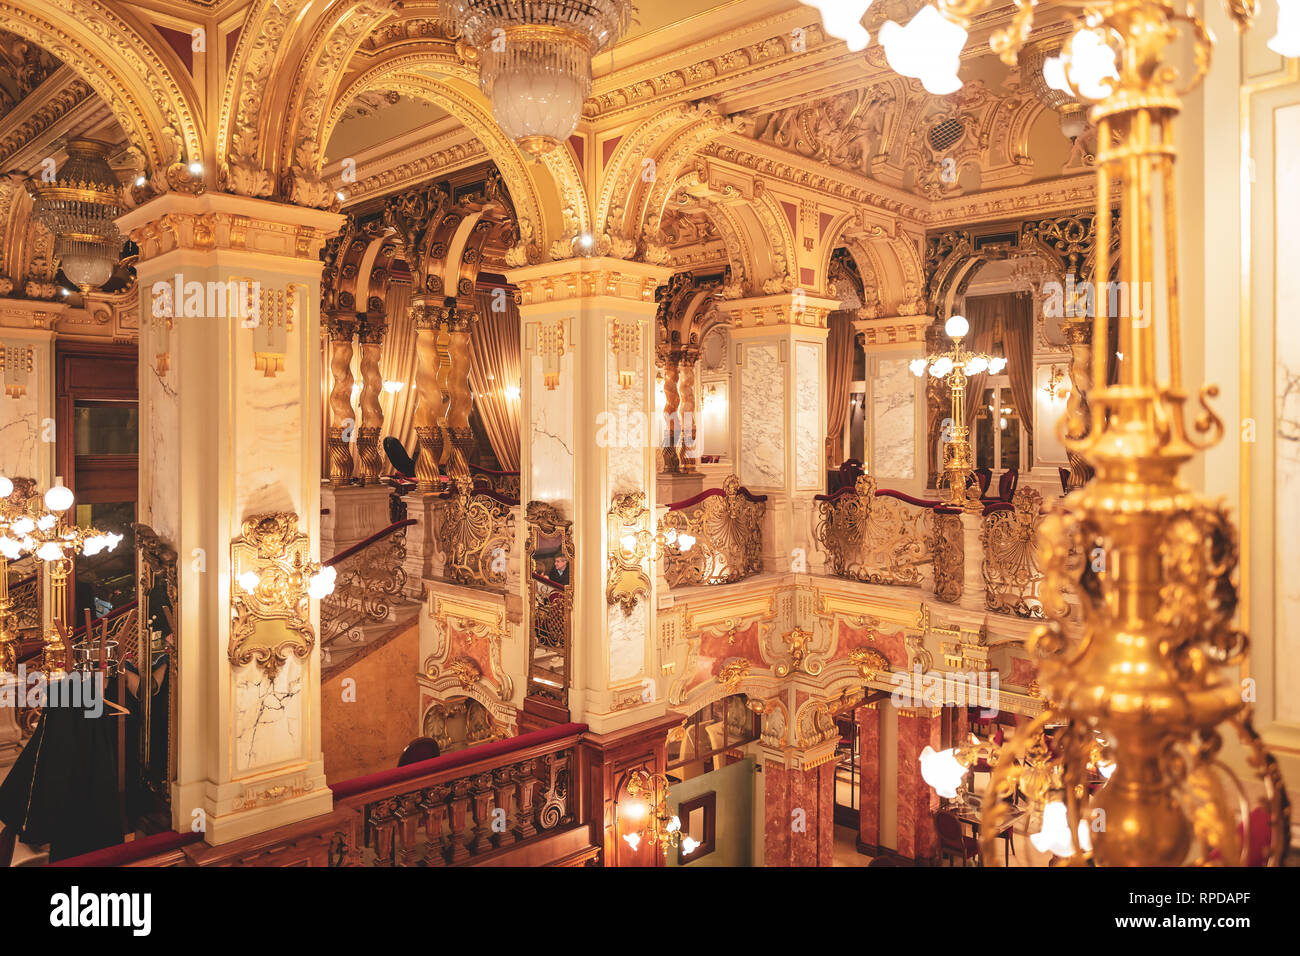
{"left": 930, "top": 509, "right": 964, "bottom": 604}
{"left": 7, "top": 559, "right": 40, "bottom": 633}
{"left": 981, "top": 488, "right": 1045, "bottom": 619}
{"left": 814, "top": 475, "right": 936, "bottom": 587}
{"left": 435, "top": 481, "right": 518, "bottom": 589}
{"left": 332, "top": 722, "right": 590, "bottom": 867}
{"left": 320, "top": 519, "right": 415, "bottom": 651}
{"left": 469, "top": 465, "right": 521, "bottom": 499}
{"left": 659, "top": 476, "right": 766, "bottom": 587}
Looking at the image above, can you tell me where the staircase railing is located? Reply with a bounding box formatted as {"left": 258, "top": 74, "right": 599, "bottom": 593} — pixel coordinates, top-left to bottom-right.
{"left": 320, "top": 519, "right": 415, "bottom": 653}
{"left": 331, "top": 721, "right": 593, "bottom": 866}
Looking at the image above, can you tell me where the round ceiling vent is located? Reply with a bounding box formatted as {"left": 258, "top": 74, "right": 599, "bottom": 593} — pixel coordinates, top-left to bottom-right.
{"left": 928, "top": 118, "right": 966, "bottom": 152}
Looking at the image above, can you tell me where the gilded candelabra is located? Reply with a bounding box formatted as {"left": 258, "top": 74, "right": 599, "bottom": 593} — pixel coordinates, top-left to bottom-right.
{"left": 911, "top": 314, "right": 1007, "bottom": 511}
{"left": 0, "top": 475, "right": 25, "bottom": 673}
{"left": 886, "top": 0, "right": 1294, "bottom": 866}
{"left": 5, "top": 481, "right": 123, "bottom": 673}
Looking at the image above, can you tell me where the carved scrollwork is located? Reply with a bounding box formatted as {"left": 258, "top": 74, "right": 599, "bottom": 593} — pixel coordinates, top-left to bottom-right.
{"left": 436, "top": 482, "right": 515, "bottom": 589}
{"left": 981, "top": 488, "right": 1046, "bottom": 619}
{"left": 815, "top": 475, "right": 933, "bottom": 586}
{"left": 659, "top": 476, "right": 765, "bottom": 587}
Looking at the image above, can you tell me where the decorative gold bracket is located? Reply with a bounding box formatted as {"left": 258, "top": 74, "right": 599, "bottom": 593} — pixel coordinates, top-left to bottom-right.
{"left": 607, "top": 492, "right": 651, "bottom": 615}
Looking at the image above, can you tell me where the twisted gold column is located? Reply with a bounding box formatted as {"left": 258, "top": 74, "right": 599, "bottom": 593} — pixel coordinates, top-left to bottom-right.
{"left": 412, "top": 302, "right": 445, "bottom": 493}
{"left": 444, "top": 305, "right": 478, "bottom": 479}
{"left": 679, "top": 349, "right": 699, "bottom": 474}
{"left": 1061, "top": 317, "right": 1094, "bottom": 490}
{"left": 356, "top": 318, "right": 386, "bottom": 484}
{"left": 325, "top": 317, "right": 357, "bottom": 488}
{"left": 661, "top": 352, "right": 681, "bottom": 474}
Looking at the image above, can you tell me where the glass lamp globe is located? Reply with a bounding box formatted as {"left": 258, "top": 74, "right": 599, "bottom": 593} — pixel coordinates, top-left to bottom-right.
{"left": 44, "top": 484, "right": 74, "bottom": 512}
{"left": 919, "top": 745, "right": 968, "bottom": 799}
{"left": 0, "top": 475, "right": 12, "bottom": 498}
{"left": 945, "top": 315, "right": 969, "bottom": 339}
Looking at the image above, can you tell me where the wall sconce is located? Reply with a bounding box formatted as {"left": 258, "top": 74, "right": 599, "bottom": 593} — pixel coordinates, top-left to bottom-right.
{"left": 230, "top": 512, "right": 335, "bottom": 678}
{"left": 1041, "top": 363, "right": 1070, "bottom": 401}
{"left": 621, "top": 769, "right": 682, "bottom": 856}
{"left": 607, "top": 492, "right": 652, "bottom": 615}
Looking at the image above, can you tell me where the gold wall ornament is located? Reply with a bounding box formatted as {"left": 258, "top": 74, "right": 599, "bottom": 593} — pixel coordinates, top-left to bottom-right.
{"left": 981, "top": 487, "right": 1047, "bottom": 619}
{"left": 658, "top": 476, "right": 766, "bottom": 588}
{"left": 815, "top": 475, "right": 933, "bottom": 586}
{"left": 446, "top": 656, "right": 482, "bottom": 690}
{"left": 0, "top": 342, "right": 34, "bottom": 398}
{"left": 848, "top": 646, "right": 891, "bottom": 682}
{"left": 229, "top": 513, "right": 335, "bottom": 679}
{"left": 611, "top": 317, "right": 640, "bottom": 389}
{"left": 607, "top": 491, "right": 652, "bottom": 615}
{"left": 903, "top": 0, "right": 1296, "bottom": 868}
{"left": 716, "top": 657, "right": 751, "bottom": 693}
{"left": 537, "top": 321, "right": 565, "bottom": 389}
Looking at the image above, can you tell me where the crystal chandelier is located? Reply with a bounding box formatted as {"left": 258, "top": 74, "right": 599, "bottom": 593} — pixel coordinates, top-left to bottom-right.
{"left": 1019, "top": 40, "right": 1088, "bottom": 140}
{"left": 440, "top": 0, "right": 635, "bottom": 157}
{"left": 27, "top": 139, "right": 124, "bottom": 293}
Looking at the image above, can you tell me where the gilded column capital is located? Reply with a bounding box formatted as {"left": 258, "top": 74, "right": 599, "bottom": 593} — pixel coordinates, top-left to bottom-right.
{"left": 715, "top": 292, "right": 840, "bottom": 335}
{"left": 506, "top": 256, "right": 673, "bottom": 311}
{"left": 116, "top": 192, "right": 344, "bottom": 263}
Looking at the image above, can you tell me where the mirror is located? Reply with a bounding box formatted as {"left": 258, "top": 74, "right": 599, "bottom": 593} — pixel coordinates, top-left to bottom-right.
{"left": 134, "top": 523, "right": 177, "bottom": 812}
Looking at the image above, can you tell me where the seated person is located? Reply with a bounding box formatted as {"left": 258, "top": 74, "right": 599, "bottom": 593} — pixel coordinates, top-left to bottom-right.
{"left": 550, "top": 555, "right": 570, "bottom": 586}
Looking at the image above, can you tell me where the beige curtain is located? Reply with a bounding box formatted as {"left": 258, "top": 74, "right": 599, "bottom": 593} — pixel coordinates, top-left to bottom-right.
{"left": 1001, "top": 292, "right": 1036, "bottom": 455}
{"left": 825, "top": 310, "right": 854, "bottom": 468}
{"left": 468, "top": 290, "right": 522, "bottom": 472}
{"left": 960, "top": 295, "right": 1002, "bottom": 433}
{"left": 378, "top": 281, "right": 418, "bottom": 455}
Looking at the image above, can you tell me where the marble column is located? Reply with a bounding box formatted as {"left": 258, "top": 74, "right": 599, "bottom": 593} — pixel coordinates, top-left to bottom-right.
{"left": 716, "top": 293, "right": 837, "bottom": 573}
{"left": 762, "top": 744, "right": 837, "bottom": 867}
{"left": 509, "top": 258, "right": 672, "bottom": 733}
{"left": 895, "top": 706, "right": 941, "bottom": 862}
{"left": 857, "top": 701, "right": 881, "bottom": 851}
{"left": 120, "top": 193, "right": 341, "bottom": 845}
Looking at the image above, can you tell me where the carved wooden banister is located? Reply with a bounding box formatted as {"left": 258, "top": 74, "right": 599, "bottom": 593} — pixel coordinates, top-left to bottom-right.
{"left": 658, "top": 475, "right": 766, "bottom": 587}
{"left": 333, "top": 722, "right": 589, "bottom": 867}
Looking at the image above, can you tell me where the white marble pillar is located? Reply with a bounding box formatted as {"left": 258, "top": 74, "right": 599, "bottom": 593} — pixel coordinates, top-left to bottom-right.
{"left": 510, "top": 258, "right": 671, "bottom": 733}
{"left": 716, "top": 293, "right": 837, "bottom": 574}
{"left": 120, "top": 193, "right": 342, "bottom": 845}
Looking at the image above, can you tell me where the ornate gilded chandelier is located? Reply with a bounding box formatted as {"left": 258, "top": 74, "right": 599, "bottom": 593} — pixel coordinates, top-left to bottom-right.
{"left": 441, "top": 0, "right": 635, "bottom": 157}
{"left": 27, "top": 138, "right": 124, "bottom": 293}
{"left": 809, "top": 0, "right": 1295, "bottom": 865}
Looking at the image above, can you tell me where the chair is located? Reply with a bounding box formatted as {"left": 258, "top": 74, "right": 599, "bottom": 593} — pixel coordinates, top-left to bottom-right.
{"left": 995, "top": 468, "right": 1019, "bottom": 501}
{"left": 1058, "top": 467, "right": 1071, "bottom": 494}
{"left": 973, "top": 467, "right": 993, "bottom": 497}
{"left": 383, "top": 437, "right": 418, "bottom": 479}
{"left": 396, "top": 736, "right": 441, "bottom": 767}
{"left": 934, "top": 810, "right": 980, "bottom": 866}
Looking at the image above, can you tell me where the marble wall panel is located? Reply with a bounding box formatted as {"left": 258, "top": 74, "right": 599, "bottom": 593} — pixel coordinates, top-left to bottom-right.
{"left": 740, "top": 343, "right": 785, "bottom": 488}
{"left": 871, "top": 355, "right": 916, "bottom": 481}
{"left": 795, "top": 342, "right": 821, "bottom": 489}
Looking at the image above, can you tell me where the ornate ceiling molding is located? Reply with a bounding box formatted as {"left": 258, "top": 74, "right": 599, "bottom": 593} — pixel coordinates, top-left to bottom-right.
{"left": 0, "top": 0, "right": 203, "bottom": 188}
